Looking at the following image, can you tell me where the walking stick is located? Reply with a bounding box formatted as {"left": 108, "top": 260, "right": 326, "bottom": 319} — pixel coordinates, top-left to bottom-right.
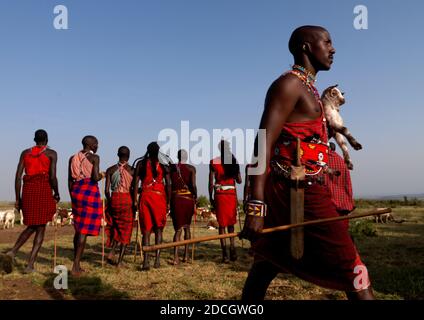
{"left": 133, "top": 210, "right": 139, "bottom": 262}
{"left": 52, "top": 204, "right": 58, "bottom": 272}
{"left": 191, "top": 202, "right": 196, "bottom": 262}
{"left": 143, "top": 208, "right": 391, "bottom": 252}
{"left": 101, "top": 178, "right": 106, "bottom": 268}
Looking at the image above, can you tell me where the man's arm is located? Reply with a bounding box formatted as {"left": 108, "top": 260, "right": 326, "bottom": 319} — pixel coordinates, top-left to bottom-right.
{"left": 190, "top": 165, "right": 197, "bottom": 200}
{"left": 14, "top": 151, "right": 26, "bottom": 210}
{"left": 241, "top": 76, "right": 300, "bottom": 238}
{"left": 90, "top": 155, "right": 103, "bottom": 182}
{"left": 164, "top": 165, "right": 171, "bottom": 210}
{"left": 47, "top": 150, "right": 60, "bottom": 202}
{"left": 68, "top": 156, "right": 74, "bottom": 197}
{"left": 132, "top": 162, "right": 141, "bottom": 209}
{"left": 243, "top": 166, "right": 250, "bottom": 203}
{"left": 105, "top": 167, "right": 112, "bottom": 202}
{"left": 208, "top": 164, "right": 215, "bottom": 207}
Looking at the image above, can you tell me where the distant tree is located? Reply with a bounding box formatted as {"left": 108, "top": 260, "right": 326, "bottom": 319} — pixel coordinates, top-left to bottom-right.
{"left": 196, "top": 195, "right": 210, "bottom": 208}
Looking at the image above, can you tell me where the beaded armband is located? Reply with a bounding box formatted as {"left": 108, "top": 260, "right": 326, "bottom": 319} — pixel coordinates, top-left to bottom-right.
{"left": 246, "top": 200, "right": 267, "bottom": 217}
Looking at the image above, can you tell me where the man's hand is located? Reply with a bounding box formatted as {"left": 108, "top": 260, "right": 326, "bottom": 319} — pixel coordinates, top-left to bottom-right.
{"left": 14, "top": 199, "right": 21, "bottom": 211}
{"left": 53, "top": 193, "right": 60, "bottom": 203}
{"left": 239, "top": 215, "right": 264, "bottom": 241}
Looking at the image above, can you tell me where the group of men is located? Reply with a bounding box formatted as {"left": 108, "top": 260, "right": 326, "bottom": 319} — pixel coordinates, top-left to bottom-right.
{"left": 3, "top": 25, "right": 375, "bottom": 300}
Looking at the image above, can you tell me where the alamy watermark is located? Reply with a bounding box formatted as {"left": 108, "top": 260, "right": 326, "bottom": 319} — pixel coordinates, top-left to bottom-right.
{"left": 53, "top": 265, "right": 68, "bottom": 290}
{"left": 158, "top": 121, "right": 266, "bottom": 176}
{"left": 53, "top": 5, "right": 68, "bottom": 30}
{"left": 353, "top": 5, "right": 368, "bottom": 30}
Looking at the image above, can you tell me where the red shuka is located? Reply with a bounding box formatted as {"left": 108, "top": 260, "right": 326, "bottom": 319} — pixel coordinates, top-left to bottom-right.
{"left": 211, "top": 157, "right": 237, "bottom": 227}
{"left": 170, "top": 163, "right": 195, "bottom": 231}
{"left": 21, "top": 146, "right": 56, "bottom": 226}
{"left": 138, "top": 160, "right": 167, "bottom": 233}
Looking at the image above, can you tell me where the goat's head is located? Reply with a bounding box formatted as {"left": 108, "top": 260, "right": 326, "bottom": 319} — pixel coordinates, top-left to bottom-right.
{"left": 321, "top": 84, "right": 345, "bottom": 106}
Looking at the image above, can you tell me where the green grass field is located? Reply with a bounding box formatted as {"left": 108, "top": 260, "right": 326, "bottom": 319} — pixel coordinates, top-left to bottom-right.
{"left": 0, "top": 203, "right": 423, "bottom": 300}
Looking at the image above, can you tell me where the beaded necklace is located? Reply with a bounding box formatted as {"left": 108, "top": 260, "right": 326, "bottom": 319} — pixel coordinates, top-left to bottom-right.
{"left": 290, "top": 64, "right": 320, "bottom": 102}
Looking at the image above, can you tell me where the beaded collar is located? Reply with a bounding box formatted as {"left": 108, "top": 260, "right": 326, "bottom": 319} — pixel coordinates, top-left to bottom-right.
{"left": 289, "top": 65, "right": 320, "bottom": 102}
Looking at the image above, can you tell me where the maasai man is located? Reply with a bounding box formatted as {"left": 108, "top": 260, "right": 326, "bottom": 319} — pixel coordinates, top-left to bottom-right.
{"left": 170, "top": 149, "right": 197, "bottom": 265}
{"left": 209, "top": 140, "right": 242, "bottom": 263}
{"left": 68, "top": 135, "right": 105, "bottom": 276}
{"left": 133, "top": 142, "right": 171, "bottom": 271}
{"left": 104, "top": 146, "right": 134, "bottom": 267}
{"left": 240, "top": 26, "right": 375, "bottom": 300}
{"left": 6, "top": 130, "right": 59, "bottom": 273}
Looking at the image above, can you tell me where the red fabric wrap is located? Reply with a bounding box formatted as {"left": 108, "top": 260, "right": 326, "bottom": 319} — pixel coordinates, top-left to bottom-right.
{"left": 170, "top": 193, "right": 195, "bottom": 230}
{"left": 23, "top": 146, "right": 50, "bottom": 176}
{"left": 326, "top": 150, "right": 355, "bottom": 213}
{"left": 215, "top": 190, "right": 237, "bottom": 227}
{"left": 252, "top": 170, "right": 370, "bottom": 292}
{"left": 139, "top": 190, "right": 167, "bottom": 233}
{"left": 21, "top": 173, "right": 56, "bottom": 226}
{"left": 139, "top": 160, "right": 167, "bottom": 233}
{"left": 105, "top": 192, "right": 134, "bottom": 246}
{"left": 274, "top": 107, "right": 328, "bottom": 174}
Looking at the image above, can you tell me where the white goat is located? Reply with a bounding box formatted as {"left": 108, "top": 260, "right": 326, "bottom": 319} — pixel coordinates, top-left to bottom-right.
{"left": 4, "top": 210, "right": 15, "bottom": 229}
{"left": 321, "top": 85, "right": 362, "bottom": 170}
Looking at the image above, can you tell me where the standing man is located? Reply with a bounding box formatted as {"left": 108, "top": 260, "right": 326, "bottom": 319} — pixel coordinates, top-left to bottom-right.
{"left": 68, "top": 135, "right": 105, "bottom": 277}
{"left": 133, "top": 142, "right": 171, "bottom": 271}
{"left": 6, "top": 129, "right": 59, "bottom": 273}
{"left": 240, "top": 26, "right": 375, "bottom": 300}
{"left": 170, "top": 149, "right": 197, "bottom": 265}
{"left": 209, "top": 140, "right": 242, "bottom": 263}
{"left": 104, "top": 146, "right": 135, "bottom": 267}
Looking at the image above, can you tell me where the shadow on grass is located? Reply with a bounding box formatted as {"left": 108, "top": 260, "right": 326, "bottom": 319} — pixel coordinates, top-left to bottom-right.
{"left": 43, "top": 274, "right": 130, "bottom": 300}
{"left": 355, "top": 223, "right": 424, "bottom": 300}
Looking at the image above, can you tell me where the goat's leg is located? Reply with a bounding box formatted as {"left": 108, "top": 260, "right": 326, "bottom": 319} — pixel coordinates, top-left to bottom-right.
{"left": 336, "top": 126, "right": 362, "bottom": 150}
{"left": 335, "top": 133, "right": 354, "bottom": 170}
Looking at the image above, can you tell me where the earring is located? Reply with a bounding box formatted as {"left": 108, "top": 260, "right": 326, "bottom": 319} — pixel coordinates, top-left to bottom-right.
{"left": 302, "top": 44, "right": 306, "bottom": 51}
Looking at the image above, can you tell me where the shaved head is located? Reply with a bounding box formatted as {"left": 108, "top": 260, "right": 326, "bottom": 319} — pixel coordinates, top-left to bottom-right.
{"left": 82, "top": 135, "right": 97, "bottom": 147}
{"left": 118, "top": 146, "right": 130, "bottom": 159}
{"left": 288, "top": 25, "right": 328, "bottom": 56}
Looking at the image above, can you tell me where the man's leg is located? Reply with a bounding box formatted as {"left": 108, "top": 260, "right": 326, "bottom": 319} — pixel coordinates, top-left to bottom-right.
{"left": 25, "top": 225, "right": 46, "bottom": 272}
{"left": 219, "top": 227, "right": 229, "bottom": 263}
{"left": 173, "top": 228, "right": 182, "bottom": 265}
{"left": 154, "top": 228, "right": 163, "bottom": 268}
{"left": 72, "top": 232, "right": 87, "bottom": 275}
{"left": 228, "top": 225, "right": 237, "bottom": 261}
{"left": 117, "top": 243, "right": 127, "bottom": 266}
{"left": 182, "top": 226, "right": 191, "bottom": 262}
{"left": 346, "top": 287, "right": 375, "bottom": 300}
{"left": 6, "top": 226, "right": 36, "bottom": 258}
{"left": 242, "top": 259, "right": 279, "bottom": 302}
{"left": 141, "top": 231, "right": 151, "bottom": 271}
{"left": 107, "top": 240, "right": 118, "bottom": 264}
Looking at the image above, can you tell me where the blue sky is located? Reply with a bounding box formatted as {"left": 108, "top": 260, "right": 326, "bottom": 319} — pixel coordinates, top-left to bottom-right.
{"left": 0, "top": 0, "right": 422, "bottom": 200}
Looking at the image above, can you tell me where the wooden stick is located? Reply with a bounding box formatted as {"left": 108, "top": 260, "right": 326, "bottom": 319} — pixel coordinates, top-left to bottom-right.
{"left": 133, "top": 211, "right": 139, "bottom": 262}
{"left": 101, "top": 178, "right": 105, "bottom": 267}
{"left": 53, "top": 222, "right": 57, "bottom": 272}
{"left": 191, "top": 203, "right": 196, "bottom": 262}
{"left": 143, "top": 208, "right": 391, "bottom": 252}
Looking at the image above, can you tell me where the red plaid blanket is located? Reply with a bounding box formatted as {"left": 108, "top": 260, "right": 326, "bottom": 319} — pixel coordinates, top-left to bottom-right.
{"left": 71, "top": 178, "right": 102, "bottom": 236}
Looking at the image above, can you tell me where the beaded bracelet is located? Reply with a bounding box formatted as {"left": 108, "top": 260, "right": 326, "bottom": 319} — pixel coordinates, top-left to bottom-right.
{"left": 246, "top": 200, "right": 267, "bottom": 217}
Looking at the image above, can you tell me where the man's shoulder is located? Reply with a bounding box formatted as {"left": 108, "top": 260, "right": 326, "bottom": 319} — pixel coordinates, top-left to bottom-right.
{"left": 269, "top": 72, "right": 301, "bottom": 93}
{"left": 185, "top": 163, "right": 196, "bottom": 172}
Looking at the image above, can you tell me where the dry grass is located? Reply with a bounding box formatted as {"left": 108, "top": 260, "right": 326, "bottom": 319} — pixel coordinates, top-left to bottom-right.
{"left": 0, "top": 205, "right": 423, "bottom": 300}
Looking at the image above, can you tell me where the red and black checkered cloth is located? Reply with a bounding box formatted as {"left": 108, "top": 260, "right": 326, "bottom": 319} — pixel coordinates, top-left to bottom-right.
{"left": 325, "top": 150, "right": 355, "bottom": 214}
{"left": 21, "top": 174, "right": 56, "bottom": 226}
{"left": 105, "top": 192, "right": 134, "bottom": 246}
{"left": 71, "top": 178, "right": 103, "bottom": 236}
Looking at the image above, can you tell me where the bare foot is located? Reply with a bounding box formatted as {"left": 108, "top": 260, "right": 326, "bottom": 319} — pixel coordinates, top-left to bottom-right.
{"left": 23, "top": 266, "right": 35, "bottom": 274}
